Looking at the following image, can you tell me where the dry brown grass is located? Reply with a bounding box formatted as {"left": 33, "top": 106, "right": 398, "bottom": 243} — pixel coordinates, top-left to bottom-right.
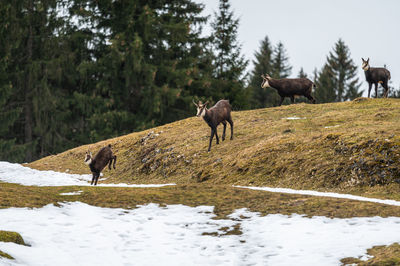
{"left": 27, "top": 98, "right": 400, "bottom": 200}
{"left": 341, "top": 243, "right": 400, "bottom": 265}
{"left": 1, "top": 182, "right": 400, "bottom": 219}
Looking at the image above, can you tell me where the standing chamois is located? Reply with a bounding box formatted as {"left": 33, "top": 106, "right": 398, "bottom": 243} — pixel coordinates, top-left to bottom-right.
{"left": 84, "top": 144, "right": 117, "bottom": 185}
{"left": 361, "top": 58, "right": 391, "bottom": 98}
{"left": 261, "top": 74, "right": 316, "bottom": 106}
{"left": 193, "top": 99, "right": 233, "bottom": 152}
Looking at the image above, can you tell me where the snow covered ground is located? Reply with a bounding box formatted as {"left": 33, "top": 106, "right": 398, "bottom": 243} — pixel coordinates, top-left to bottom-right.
{"left": 0, "top": 202, "right": 400, "bottom": 266}
{"left": 0, "top": 162, "right": 174, "bottom": 188}
{"left": 1, "top": 161, "right": 400, "bottom": 265}
{"left": 235, "top": 186, "right": 400, "bottom": 207}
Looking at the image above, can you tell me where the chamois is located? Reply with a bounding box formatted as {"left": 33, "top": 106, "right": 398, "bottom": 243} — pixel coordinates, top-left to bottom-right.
{"left": 361, "top": 58, "right": 391, "bottom": 98}
{"left": 84, "top": 144, "right": 117, "bottom": 185}
{"left": 193, "top": 99, "right": 233, "bottom": 152}
{"left": 261, "top": 74, "right": 316, "bottom": 106}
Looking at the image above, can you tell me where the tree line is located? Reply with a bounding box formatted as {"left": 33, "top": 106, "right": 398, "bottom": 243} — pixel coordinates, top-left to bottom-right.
{"left": 0, "top": 0, "right": 397, "bottom": 163}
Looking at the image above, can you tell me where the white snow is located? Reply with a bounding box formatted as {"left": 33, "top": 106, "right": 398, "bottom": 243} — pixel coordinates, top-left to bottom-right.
{"left": 0, "top": 162, "right": 175, "bottom": 188}
{"left": 1, "top": 161, "right": 400, "bottom": 265}
{"left": 284, "top": 116, "right": 306, "bottom": 120}
{"left": 59, "top": 191, "right": 83, "bottom": 196}
{"left": 234, "top": 185, "right": 400, "bottom": 206}
{"left": 0, "top": 202, "right": 400, "bottom": 266}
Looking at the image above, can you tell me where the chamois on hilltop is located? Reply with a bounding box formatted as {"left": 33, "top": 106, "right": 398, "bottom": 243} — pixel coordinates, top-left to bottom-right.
{"left": 193, "top": 99, "right": 233, "bottom": 152}
{"left": 261, "top": 74, "right": 316, "bottom": 106}
{"left": 361, "top": 58, "right": 391, "bottom": 98}
{"left": 84, "top": 144, "right": 117, "bottom": 185}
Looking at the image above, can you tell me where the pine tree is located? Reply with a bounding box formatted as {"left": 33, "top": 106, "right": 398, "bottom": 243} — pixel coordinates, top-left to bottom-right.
{"left": 388, "top": 86, "right": 400, "bottom": 98}
{"left": 314, "top": 64, "right": 337, "bottom": 103}
{"left": 265, "top": 41, "right": 292, "bottom": 106}
{"left": 271, "top": 42, "right": 292, "bottom": 79}
{"left": 325, "top": 39, "right": 363, "bottom": 101}
{"left": 210, "top": 0, "right": 249, "bottom": 109}
{"left": 298, "top": 67, "right": 308, "bottom": 78}
{"left": 247, "top": 36, "right": 273, "bottom": 108}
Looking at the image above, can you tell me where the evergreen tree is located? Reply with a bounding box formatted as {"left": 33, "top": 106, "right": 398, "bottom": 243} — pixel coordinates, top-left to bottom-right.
{"left": 210, "top": 0, "right": 248, "bottom": 109}
{"left": 265, "top": 41, "right": 292, "bottom": 106}
{"left": 247, "top": 36, "right": 273, "bottom": 108}
{"left": 0, "top": 0, "right": 75, "bottom": 161}
{"left": 70, "top": 0, "right": 213, "bottom": 133}
{"left": 325, "top": 39, "right": 363, "bottom": 101}
{"left": 314, "top": 64, "right": 337, "bottom": 103}
{"left": 298, "top": 67, "right": 308, "bottom": 78}
{"left": 388, "top": 86, "right": 400, "bottom": 98}
{"left": 271, "top": 42, "right": 292, "bottom": 79}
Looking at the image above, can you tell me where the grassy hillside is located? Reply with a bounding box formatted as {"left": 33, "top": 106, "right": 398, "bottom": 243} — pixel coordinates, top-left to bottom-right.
{"left": 28, "top": 98, "right": 400, "bottom": 199}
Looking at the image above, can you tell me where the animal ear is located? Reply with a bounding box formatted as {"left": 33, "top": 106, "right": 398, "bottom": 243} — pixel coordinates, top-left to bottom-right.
{"left": 361, "top": 58, "right": 365, "bottom": 62}
{"left": 367, "top": 58, "right": 369, "bottom": 63}
{"left": 204, "top": 101, "right": 209, "bottom": 106}
{"left": 261, "top": 74, "right": 265, "bottom": 79}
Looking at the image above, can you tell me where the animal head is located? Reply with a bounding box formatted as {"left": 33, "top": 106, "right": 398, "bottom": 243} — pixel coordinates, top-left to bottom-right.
{"left": 193, "top": 100, "right": 209, "bottom": 117}
{"left": 84, "top": 150, "right": 93, "bottom": 165}
{"left": 361, "top": 58, "right": 370, "bottom": 71}
{"left": 261, "top": 74, "right": 271, "bottom": 88}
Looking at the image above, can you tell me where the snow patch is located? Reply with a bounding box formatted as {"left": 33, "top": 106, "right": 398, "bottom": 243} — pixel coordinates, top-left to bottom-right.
{"left": 1, "top": 202, "right": 400, "bottom": 266}
{"left": 284, "top": 116, "right": 306, "bottom": 120}
{"left": 0, "top": 161, "right": 175, "bottom": 188}
{"left": 59, "top": 191, "right": 83, "bottom": 196}
{"left": 234, "top": 185, "right": 400, "bottom": 206}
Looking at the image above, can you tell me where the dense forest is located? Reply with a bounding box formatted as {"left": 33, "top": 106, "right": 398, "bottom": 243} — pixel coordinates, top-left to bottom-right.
{"left": 0, "top": 0, "right": 398, "bottom": 163}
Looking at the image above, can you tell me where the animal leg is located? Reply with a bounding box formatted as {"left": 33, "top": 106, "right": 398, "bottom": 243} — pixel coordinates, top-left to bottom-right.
{"left": 113, "top": 155, "right": 117, "bottom": 169}
{"left": 108, "top": 158, "right": 112, "bottom": 170}
{"left": 382, "top": 80, "right": 389, "bottom": 98}
{"left": 94, "top": 172, "right": 100, "bottom": 186}
{"left": 290, "top": 96, "right": 295, "bottom": 104}
{"left": 374, "top": 83, "right": 378, "bottom": 98}
{"left": 215, "top": 127, "right": 220, "bottom": 144}
{"left": 222, "top": 121, "right": 227, "bottom": 141}
{"left": 368, "top": 83, "right": 372, "bottom": 98}
{"left": 208, "top": 128, "right": 215, "bottom": 152}
{"left": 278, "top": 96, "right": 285, "bottom": 106}
{"left": 227, "top": 117, "right": 234, "bottom": 140}
{"left": 91, "top": 173, "right": 96, "bottom": 185}
{"left": 306, "top": 94, "right": 316, "bottom": 104}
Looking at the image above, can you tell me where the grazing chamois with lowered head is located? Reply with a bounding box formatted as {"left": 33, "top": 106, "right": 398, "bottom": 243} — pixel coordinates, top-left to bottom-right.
{"left": 361, "top": 58, "right": 391, "bottom": 98}
{"left": 193, "top": 99, "right": 233, "bottom": 152}
{"left": 84, "top": 144, "right": 117, "bottom": 185}
{"left": 261, "top": 74, "right": 316, "bottom": 106}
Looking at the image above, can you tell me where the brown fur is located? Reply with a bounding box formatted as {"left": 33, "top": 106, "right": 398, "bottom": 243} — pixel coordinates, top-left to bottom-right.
{"left": 261, "top": 74, "right": 316, "bottom": 106}
{"left": 362, "top": 58, "right": 391, "bottom": 98}
{"left": 85, "top": 144, "right": 117, "bottom": 185}
{"left": 194, "top": 100, "right": 234, "bottom": 152}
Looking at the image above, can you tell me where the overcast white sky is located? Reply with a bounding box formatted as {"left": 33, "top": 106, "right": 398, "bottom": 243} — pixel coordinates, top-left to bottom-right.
{"left": 195, "top": 0, "right": 400, "bottom": 95}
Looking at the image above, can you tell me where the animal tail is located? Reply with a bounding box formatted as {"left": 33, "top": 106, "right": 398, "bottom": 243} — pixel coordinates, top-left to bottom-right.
{"left": 388, "top": 71, "right": 391, "bottom": 80}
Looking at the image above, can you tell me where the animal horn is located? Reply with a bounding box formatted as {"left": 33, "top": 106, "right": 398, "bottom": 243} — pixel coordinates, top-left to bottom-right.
{"left": 192, "top": 99, "right": 198, "bottom": 106}
{"left": 204, "top": 101, "right": 209, "bottom": 105}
